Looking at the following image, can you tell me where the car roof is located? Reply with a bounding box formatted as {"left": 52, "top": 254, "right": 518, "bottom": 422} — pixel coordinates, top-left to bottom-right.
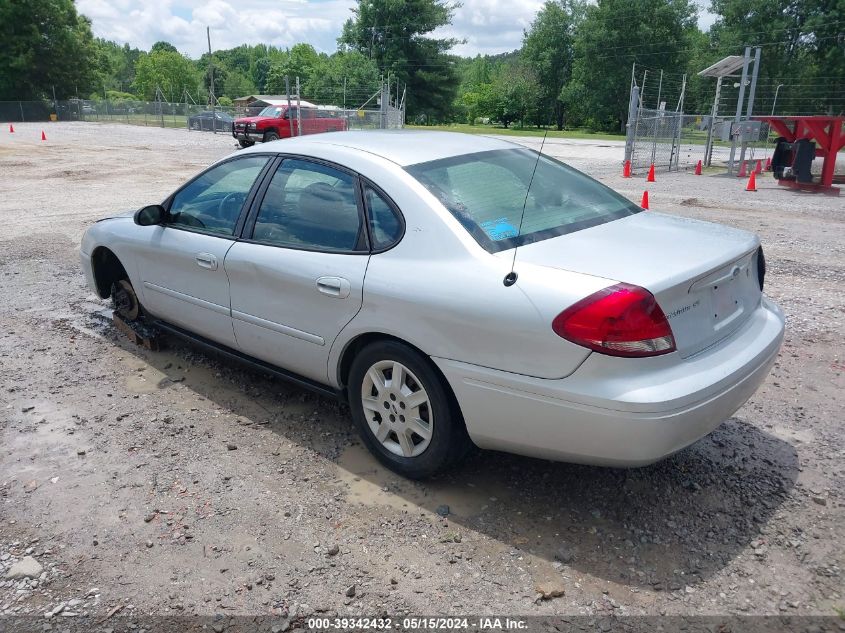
{"left": 239, "top": 130, "right": 521, "bottom": 167}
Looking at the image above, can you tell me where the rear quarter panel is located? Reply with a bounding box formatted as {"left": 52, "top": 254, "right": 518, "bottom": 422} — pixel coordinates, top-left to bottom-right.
{"left": 311, "top": 146, "right": 610, "bottom": 383}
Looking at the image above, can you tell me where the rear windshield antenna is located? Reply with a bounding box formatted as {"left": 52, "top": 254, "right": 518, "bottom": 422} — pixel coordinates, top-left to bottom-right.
{"left": 505, "top": 131, "right": 548, "bottom": 287}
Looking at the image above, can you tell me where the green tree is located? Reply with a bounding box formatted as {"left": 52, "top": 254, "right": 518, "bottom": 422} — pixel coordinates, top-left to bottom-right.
{"left": 222, "top": 70, "right": 255, "bottom": 99}
{"left": 522, "top": 0, "right": 581, "bottom": 129}
{"left": 151, "top": 41, "right": 178, "bottom": 54}
{"left": 305, "top": 51, "right": 381, "bottom": 106}
{"left": 708, "top": 0, "right": 845, "bottom": 115}
{"left": 265, "top": 44, "right": 321, "bottom": 94}
{"left": 250, "top": 57, "right": 273, "bottom": 93}
{"left": 133, "top": 49, "right": 200, "bottom": 101}
{"left": 564, "top": 0, "right": 698, "bottom": 132}
{"left": 339, "top": 0, "right": 460, "bottom": 120}
{"left": 0, "top": 0, "right": 100, "bottom": 99}
{"left": 97, "top": 40, "right": 143, "bottom": 94}
{"left": 491, "top": 63, "right": 542, "bottom": 128}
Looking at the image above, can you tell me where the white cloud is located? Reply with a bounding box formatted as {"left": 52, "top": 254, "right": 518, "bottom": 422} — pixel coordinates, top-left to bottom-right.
{"left": 77, "top": 0, "right": 355, "bottom": 56}
{"left": 76, "top": 0, "right": 719, "bottom": 59}
{"left": 77, "top": 0, "right": 536, "bottom": 57}
{"left": 434, "top": 0, "right": 544, "bottom": 56}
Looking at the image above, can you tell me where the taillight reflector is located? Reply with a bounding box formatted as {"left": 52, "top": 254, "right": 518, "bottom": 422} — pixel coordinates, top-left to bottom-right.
{"left": 552, "top": 283, "right": 676, "bottom": 357}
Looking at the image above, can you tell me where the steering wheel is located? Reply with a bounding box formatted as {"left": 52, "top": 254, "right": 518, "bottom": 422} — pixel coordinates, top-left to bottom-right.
{"left": 219, "top": 191, "right": 246, "bottom": 217}
{"left": 173, "top": 212, "right": 205, "bottom": 229}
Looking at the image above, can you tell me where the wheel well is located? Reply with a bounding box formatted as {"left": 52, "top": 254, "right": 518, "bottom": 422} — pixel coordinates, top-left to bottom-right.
{"left": 338, "top": 333, "right": 458, "bottom": 405}
{"left": 338, "top": 332, "right": 471, "bottom": 443}
{"left": 91, "top": 247, "right": 128, "bottom": 299}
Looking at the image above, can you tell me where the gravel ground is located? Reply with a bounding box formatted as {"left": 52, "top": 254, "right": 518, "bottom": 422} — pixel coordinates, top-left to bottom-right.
{"left": 0, "top": 122, "right": 843, "bottom": 627}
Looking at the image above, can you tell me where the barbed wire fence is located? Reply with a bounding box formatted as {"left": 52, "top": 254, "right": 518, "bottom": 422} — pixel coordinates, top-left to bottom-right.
{"left": 625, "top": 61, "right": 845, "bottom": 177}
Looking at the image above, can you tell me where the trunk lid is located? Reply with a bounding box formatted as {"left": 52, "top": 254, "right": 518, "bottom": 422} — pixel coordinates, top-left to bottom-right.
{"left": 513, "top": 212, "right": 762, "bottom": 358}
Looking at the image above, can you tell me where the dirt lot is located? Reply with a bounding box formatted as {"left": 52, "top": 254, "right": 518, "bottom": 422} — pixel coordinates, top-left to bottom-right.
{"left": 0, "top": 122, "right": 843, "bottom": 628}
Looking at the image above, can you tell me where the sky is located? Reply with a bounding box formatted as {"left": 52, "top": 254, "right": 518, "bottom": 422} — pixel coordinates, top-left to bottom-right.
{"left": 76, "top": 0, "right": 718, "bottom": 59}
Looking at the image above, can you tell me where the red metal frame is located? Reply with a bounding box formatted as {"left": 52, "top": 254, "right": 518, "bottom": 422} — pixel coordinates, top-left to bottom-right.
{"left": 753, "top": 115, "right": 845, "bottom": 196}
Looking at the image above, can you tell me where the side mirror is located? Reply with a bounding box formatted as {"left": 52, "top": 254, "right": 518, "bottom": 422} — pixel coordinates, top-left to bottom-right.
{"left": 134, "top": 204, "right": 166, "bottom": 226}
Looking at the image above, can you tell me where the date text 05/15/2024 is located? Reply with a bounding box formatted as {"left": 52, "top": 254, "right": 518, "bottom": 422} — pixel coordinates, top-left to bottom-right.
{"left": 306, "top": 617, "right": 528, "bottom": 630}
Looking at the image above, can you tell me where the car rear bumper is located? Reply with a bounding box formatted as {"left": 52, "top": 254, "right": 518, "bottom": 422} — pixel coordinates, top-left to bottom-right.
{"left": 433, "top": 297, "right": 785, "bottom": 467}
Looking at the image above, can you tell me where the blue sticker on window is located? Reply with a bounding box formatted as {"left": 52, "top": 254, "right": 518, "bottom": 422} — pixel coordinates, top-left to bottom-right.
{"left": 480, "top": 218, "right": 519, "bottom": 241}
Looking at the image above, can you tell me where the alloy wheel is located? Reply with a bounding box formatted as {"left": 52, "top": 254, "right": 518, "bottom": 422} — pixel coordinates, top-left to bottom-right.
{"left": 360, "top": 360, "right": 433, "bottom": 458}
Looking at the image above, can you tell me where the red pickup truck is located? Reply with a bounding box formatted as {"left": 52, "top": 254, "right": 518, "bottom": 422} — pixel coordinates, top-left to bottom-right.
{"left": 232, "top": 103, "right": 347, "bottom": 147}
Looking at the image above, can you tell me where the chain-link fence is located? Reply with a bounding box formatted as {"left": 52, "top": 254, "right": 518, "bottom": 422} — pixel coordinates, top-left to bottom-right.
{"left": 0, "top": 83, "right": 405, "bottom": 136}
{"left": 629, "top": 108, "right": 683, "bottom": 173}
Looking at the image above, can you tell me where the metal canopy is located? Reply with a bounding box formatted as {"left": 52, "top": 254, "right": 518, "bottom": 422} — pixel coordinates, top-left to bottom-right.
{"left": 698, "top": 55, "right": 746, "bottom": 78}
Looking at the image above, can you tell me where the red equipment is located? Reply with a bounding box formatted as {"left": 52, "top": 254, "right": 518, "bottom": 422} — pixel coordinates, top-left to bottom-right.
{"left": 753, "top": 115, "right": 845, "bottom": 196}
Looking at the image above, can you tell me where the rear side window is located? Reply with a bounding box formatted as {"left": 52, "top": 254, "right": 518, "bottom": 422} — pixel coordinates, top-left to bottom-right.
{"left": 364, "top": 186, "right": 403, "bottom": 250}
{"left": 251, "top": 159, "right": 365, "bottom": 252}
{"left": 406, "top": 149, "right": 641, "bottom": 253}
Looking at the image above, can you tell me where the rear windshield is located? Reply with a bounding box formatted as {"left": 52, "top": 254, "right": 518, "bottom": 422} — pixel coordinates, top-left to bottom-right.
{"left": 406, "top": 148, "right": 641, "bottom": 253}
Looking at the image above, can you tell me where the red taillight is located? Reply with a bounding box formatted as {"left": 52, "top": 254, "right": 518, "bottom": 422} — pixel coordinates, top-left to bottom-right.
{"left": 552, "top": 283, "right": 676, "bottom": 357}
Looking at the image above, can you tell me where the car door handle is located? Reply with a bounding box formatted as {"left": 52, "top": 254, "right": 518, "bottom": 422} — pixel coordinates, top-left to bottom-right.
{"left": 195, "top": 253, "right": 218, "bottom": 270}
{"left": 316, "top": 276, "right": 351, "bottom": 299}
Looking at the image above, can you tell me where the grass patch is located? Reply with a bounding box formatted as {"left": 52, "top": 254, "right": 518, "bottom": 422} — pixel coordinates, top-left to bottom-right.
{"left": 407, "top": 123, "right": 625, "bottom": 142}
{"left": 81, "top": 114, "right": 190, "bottom": 129}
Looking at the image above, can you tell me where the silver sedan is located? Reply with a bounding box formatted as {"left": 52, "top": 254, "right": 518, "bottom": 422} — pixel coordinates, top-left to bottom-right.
{"left": 79, "top": 131, "right": 785, "bottom": 478}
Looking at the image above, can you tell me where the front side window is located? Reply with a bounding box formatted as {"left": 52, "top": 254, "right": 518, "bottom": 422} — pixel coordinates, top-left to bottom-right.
{"left": 168, "top": 156, "right": 269, "bottom": 235}
{"left": 406, "top": 149, "right": 641, "bottom": 253}
{"left": 252, "top": 159, "right": 364, "bottom": 252}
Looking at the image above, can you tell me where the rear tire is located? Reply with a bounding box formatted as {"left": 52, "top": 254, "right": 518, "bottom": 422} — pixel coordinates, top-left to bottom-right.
{"left": 348, "top": 341, "right": 471, "bottom": 479}
{"left": 263, "top": 130, "right": 279, "bottom": 143}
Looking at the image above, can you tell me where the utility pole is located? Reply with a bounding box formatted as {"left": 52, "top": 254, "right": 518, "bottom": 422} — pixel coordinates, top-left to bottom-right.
{"left": 207, "top": 26, "right": 216, "bottom": 133}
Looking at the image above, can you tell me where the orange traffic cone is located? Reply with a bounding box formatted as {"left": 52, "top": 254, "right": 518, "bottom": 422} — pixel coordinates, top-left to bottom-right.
{"left": 41, "top": 130, "right": 46, "bottom": 141}
{"left": 737, "top": 161, "right": 747, "bottom": 178}
{"left": 694, "top": 160, "right": 702, "bottom": 175}
{"left": 646, "top": 164, "right": 655, "bottom": 182}
{"left": 8, "top": 123, "right": 13, "bottom": 133}
{"left": 755, "top": 159, "right": 763, "bottom": 174}
{"left": 623, "top": 160, "right": 631, "bottom": 178}
{"left": 746, "top": 171, "right": 757, "bottom": 192}
{"left": 765, "top": 157, "right": 772, "bottom": 171}
{"left": 641, "top": 190, "right": 649, "bottom": 209}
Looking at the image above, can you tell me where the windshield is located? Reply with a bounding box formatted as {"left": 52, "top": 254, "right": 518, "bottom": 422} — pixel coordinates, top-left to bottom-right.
{"left": 406, "top": 148, "right": 641, "bottom": 253}
{"left": 258, "top": 106, "right": 285, "bottom": 117}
